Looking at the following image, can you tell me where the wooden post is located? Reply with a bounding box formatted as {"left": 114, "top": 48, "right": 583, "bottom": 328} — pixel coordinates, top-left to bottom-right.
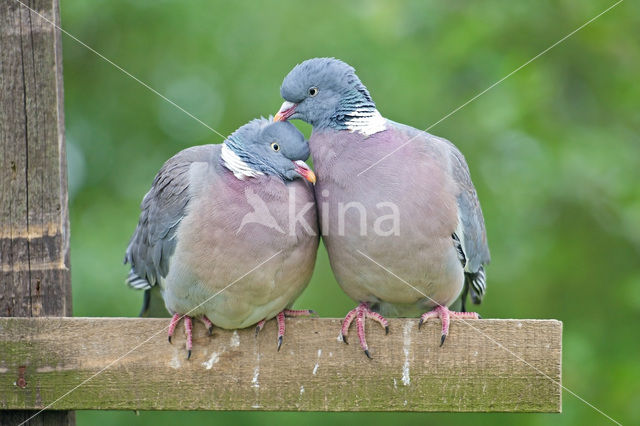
{"left": 1, "top": 0, "right": 73, "bottom": 424}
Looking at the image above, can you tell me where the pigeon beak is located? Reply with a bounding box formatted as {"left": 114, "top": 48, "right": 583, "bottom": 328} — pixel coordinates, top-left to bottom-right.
{"left": 274, "top": 101, "right": 297, "bottom": 122}
{"left": 293, "top": 160, "right": 316, "bottom": 184}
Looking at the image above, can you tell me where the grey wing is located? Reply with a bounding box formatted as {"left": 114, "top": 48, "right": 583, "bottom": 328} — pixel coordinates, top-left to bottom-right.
{"left": 124, "top": 145, "right": 215, "bottom": 292}
{"left": 447, "top": 143, "right": 490, "bottom": 308}
{"left": 387, "top": 121, "right": 490, "bottom": 308}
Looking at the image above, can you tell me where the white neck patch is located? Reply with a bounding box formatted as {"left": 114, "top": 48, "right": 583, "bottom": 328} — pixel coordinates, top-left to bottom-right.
{"left": 221, "top": 143, "right": 264, "bottom": 180}
{"left": 345, "top": 108, "right": 387, "bottom": 136}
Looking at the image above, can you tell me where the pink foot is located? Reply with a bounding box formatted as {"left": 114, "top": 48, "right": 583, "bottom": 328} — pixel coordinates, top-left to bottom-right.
{"left": 255, "top": 309, "right": 315, "bottom": 351}
{"left": 254, "top": 319, "right": 266, "bottom": 336}
{"left": 419, "top": 305, "right": 479, "bottom": 347}
{"left": 200, "top": 315, "right": 214, "bottom": 335}
{"left": 167, "top": 313, "right": 181, "bottom": 343}
{"left": 283, "top": 308, "right": 316, "bottom": 317}
{"left": 184, "top": 316, "right": 193, "bottom": 359}
{"left": 167, "top": 313, "right": 194, "bottom": 359}
{"left": 276, "top": 311, "right": 286, "bottom": 351}
{"left": 340, "top": 302, "right": 389, "bottom": 359}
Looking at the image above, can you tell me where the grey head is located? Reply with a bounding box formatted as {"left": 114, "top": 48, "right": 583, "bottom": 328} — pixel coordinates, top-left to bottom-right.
{"left": 274, "top": 58, "right": 376, "bottom": 129}
{"left": 223, "top": 118, "right": 316, "bottom": 183}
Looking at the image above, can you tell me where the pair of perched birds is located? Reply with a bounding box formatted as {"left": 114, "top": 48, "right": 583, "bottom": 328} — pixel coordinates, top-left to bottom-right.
{"left": 125, "top": 58, "right": 490, "bottom": 359}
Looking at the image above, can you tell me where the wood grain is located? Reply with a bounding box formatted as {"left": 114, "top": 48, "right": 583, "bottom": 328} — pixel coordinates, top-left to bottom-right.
{"left": 0, "top": 317, "right": 562, "bottom": 412}
{"left": 1, "top": 0, "right": 73, "bottom": 423}
{"left": 0, "top": 0, "right": 70, "bottom": 319}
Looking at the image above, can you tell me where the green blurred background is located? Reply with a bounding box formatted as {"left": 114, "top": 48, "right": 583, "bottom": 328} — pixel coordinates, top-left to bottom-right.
{"left": 60, "top": 0, "right": 639, "bottom": 424}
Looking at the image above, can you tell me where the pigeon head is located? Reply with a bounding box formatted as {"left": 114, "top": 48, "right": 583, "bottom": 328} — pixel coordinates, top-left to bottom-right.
{"left": 222, "top": 118, "right": 316, "bottom": 183}
{"left": 274, "top": 58, "right": 376, "bottom": 129}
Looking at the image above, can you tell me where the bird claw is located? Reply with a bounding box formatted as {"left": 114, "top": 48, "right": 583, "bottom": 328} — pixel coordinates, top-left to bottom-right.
{"left": 167, "top": 313, "right": 181, "bottom": 344}
{"left": 419, "top": 305, "right": 479, "bottom": 347}
{"left": 283, "top": 308, "right": 316, "bottom": 318}
{"left": 255, "top": 319, "right": 266, "bottom": 337}
{"left": 276, "top": 311, "right": 286, "bottom": 350}
{"left": 200, "top": 315, "right": 214, "bottom": 336}
{"left": 166, "top": 313, "right": 199, "bottom": 359}
{"left": 340, "top": 302, "right": 389, "bottom": 358}
{"left": 183, "top": 316, "right": 193, "bottom": 358}
{"left": 255, "top": 308, "right": 314, "bottom": 351}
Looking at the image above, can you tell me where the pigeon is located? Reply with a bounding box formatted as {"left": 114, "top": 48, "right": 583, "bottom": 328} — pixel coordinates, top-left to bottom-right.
{"left": 275, "top": 58, "right": 489, "bottom": 358}
{"left": 124, "top": 118, "right": 319, "bottom": 358}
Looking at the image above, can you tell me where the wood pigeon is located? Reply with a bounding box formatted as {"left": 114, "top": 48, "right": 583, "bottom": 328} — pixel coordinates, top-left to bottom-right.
{"left": 125, "top": 118, "right": 319, "bottom": 358}
{"left": 275, "top": 58, "right": 489, "bottom": 358}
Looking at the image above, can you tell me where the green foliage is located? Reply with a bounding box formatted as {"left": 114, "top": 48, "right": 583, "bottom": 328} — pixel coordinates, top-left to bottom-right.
{"left": 61, "top": 0, "right": 639, "bottom": 424}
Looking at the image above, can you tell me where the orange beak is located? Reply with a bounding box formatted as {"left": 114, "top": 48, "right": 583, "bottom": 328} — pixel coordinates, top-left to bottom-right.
{"left": 274, "top": 101, "right": 297, "bottom": 122}
{"left": 293, "top": 160, "right": 316, "bottom": 184}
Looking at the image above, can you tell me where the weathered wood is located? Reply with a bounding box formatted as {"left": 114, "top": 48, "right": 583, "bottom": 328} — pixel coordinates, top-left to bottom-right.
{"left": 1, "top": 0, "right": 73, "bottom": 424}
{"left": 0, "top": 317, "right": 562, "bottom": 412}
{"left": 0, "top": 0, "right": 71, "bottom": 320}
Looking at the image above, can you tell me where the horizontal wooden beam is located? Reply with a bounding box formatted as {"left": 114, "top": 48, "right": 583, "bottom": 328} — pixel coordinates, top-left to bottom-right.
{"left": 0, "top": 317, "right": 561, "bottom": 412}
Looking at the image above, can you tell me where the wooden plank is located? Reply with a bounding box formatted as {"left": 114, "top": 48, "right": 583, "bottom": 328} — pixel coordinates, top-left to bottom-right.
{"left": 0, "top": 0, "right": 73, "bottom": 423}
{"left": 0, "top": 317, "right": 562, "bottom": 412}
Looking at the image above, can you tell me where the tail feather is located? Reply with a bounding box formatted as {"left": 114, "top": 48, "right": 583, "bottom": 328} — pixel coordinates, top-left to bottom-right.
{"left": 139, "top": 289, "right": 151, "bottom": 317}
{"left": 461, "top": 266, "right": 486, "bottom": 312}
{"left": 126, "top": 270, "right": 152, "bottom": 290}
{"left": 138, "top": 286, "right": 170, "bottom": 318}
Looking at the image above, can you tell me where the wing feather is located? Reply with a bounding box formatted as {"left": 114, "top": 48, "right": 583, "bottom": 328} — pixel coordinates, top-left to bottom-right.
{"left": 387, "top": 120, "right": 490, "bottom": 306}
{"left": 124, "top": 145, "right": 216, "bottom": 290}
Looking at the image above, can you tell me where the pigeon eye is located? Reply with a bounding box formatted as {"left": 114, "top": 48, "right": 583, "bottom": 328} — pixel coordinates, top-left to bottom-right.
{"left": 308, "top": 87, "right": 318, "bottom": 97}
{"left": 270, "top": 142, "right": 280, "bottom": 152}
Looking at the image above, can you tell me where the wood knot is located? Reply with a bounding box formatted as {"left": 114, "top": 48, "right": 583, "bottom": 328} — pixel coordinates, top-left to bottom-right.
{"left": 15, "top": 366, "right": 27, "bottom": 388}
